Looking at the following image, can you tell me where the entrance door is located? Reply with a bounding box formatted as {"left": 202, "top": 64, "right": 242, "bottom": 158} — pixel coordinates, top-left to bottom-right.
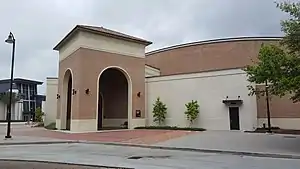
{"left": 229, "top": 107, "right": 240, "bottom": 130}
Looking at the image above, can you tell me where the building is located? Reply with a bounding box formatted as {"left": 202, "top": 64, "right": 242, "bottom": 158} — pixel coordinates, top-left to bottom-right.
{"left": 44, "top": 25, "right": 300, "bottom": 132}
{"left": 0, "top": 78, "right": 45, "bottom": 121}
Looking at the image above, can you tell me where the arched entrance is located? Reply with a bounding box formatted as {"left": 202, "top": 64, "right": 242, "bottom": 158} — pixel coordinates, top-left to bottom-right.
{"left": 62, "top": 69, "right": 72, "bottom": 130}
{"left": 97, "top": 67, "right": 130, "bottom": 130}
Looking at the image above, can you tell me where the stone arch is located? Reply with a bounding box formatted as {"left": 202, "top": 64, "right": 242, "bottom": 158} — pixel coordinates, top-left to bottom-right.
{"left": 61, "top": 69, "right": 73, "bottom": 130}
{"left": 96, "top": 66, "right": 132, "bottom": 130}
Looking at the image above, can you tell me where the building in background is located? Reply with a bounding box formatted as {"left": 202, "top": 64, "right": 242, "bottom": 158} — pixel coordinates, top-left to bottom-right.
{"left": 45, "top": 25, "right": 300, "bottom": 132}
{"left": 0, "top": 78, "right": 45, "bottom": 121}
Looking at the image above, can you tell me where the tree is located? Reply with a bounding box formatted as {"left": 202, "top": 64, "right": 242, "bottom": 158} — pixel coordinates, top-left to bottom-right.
{"left": 0, "top": 92, "right": 20, "bottom": 106}
{"left": 245, "top": 1, "right": 300, "bottom": 102}
{"left": 184, "top": 100, "right": 200, "bottom": 126}
{"left": 152, "top": 97, "right": 167, "bottom": 125}
{"left": 35, "top": 107, "right": 44, "bottom": 123}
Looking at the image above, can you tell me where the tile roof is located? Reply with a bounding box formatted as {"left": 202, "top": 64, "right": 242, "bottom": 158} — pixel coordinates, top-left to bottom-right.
{"left": 54, "top": 25, "right": 152, "bottom": 50}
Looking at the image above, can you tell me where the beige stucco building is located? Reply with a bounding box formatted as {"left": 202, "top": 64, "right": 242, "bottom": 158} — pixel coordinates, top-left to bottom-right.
{"left": 44, "top": 25, "right": 300, "bottom": 132}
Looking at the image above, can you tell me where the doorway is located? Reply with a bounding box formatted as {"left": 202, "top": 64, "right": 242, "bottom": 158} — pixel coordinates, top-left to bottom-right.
{"left": 66, "top": 75, "right": 72, "bottom": 130}
{"left": 97, "top": 93, "right": 103, "bottom": 130}
{"left": 229, "top": 107, "right": 240, "bottom": 130}
{"left": 98, "top": 68, "right": 129, "bottom": 130}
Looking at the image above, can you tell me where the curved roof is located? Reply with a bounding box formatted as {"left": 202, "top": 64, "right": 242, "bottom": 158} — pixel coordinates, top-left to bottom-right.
{"left": 146, "top": 36, "right": 282, "bottom": 56}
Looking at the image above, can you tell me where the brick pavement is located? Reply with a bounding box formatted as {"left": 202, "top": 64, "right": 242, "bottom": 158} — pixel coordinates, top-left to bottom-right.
{"left": 10, "top": 127, "right": 196, "bottom": 145}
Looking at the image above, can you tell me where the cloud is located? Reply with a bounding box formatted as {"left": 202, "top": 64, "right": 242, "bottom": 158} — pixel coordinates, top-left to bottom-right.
{"left": 0, "top": 0, "right": 287, "bottom": 94}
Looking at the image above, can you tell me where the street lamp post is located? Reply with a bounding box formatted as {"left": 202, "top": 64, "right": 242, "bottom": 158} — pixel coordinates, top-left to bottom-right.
{"left": 265, "top": 81, "right": 272, "bottom": 133}
{"left": 5, "top": 32, "right": 16, "bottom": 139}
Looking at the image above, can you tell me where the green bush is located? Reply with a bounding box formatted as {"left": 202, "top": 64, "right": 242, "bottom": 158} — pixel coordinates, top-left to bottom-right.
{"left": 35, "top": 107, "right": 44, "bottom": 122}
{"left": 184, "top": 100, "right": 200, "bottom": 126}
{"left": 44, "top": 122, "right": 57, "bottom": 130}
{"left": 135, "top": 126, "right": 205, "bottom": 131}
{"left": 152, "top": 97, "right": 167, "bottom": 125}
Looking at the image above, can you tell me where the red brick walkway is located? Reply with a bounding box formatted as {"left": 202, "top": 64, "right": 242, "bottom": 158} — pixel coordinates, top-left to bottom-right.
{"left": 13, "top": 128, "right": 196, "bottom": 145}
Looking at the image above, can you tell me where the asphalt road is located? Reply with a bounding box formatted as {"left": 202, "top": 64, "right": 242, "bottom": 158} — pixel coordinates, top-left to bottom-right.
{"left": 0, "top": 143, "right": 299, "bottom": 169}
{"left": 0, "top": 160, "right": 125, "bottom": 169}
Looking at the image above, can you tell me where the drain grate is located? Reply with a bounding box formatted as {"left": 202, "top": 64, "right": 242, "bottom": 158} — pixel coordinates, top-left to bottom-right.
{"left": 127, "top": 155, "right": 171, "bottom": 160}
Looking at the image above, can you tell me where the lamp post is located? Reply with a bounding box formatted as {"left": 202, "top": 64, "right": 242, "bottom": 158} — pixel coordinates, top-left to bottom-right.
{"left": 5, "top": 32, "right": 16, "bottom": 139}
{"left": 265, "top": 81, "right": 272, "bottom": 133}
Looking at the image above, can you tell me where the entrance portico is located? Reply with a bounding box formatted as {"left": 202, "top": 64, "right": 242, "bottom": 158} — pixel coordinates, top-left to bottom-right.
{"left": 54, "top": 25, "right": 152, "bottom": 132}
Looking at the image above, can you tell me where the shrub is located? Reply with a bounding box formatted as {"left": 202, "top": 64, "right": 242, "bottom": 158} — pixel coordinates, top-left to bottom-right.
{"left": 45, "top": 122, "right": 57, "bottom": 130}
{"left": 134, "top": 126, "right": 206, "bottom": 131}
{"left": 184, "top": 100, "right": 200, "bottom": 126}
{"left": 152, "top": 97, "right": 167, "bottom": 125}
{"left": 35, "top": 107, "right": 44, "bottom": 122}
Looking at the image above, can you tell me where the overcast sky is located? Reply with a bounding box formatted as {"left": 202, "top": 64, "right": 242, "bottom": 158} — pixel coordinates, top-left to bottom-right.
{"left": 0, "top": 0, "right": 289, "bottom": 94}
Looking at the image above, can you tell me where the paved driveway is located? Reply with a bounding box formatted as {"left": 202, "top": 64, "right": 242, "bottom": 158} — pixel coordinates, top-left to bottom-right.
{"left": 156, "top": 130, "right": 300, "bottom": 156}
{"left": 1, "top": 143, "right": 300, "bottom": 169}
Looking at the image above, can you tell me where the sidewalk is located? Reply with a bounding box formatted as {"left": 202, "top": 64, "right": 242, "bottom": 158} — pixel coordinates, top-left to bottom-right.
{"left": 2, "top": 125, "right": 300, "bottom": 159}
{"left": 153, "top": 131, "right": 300, "bottom": 158}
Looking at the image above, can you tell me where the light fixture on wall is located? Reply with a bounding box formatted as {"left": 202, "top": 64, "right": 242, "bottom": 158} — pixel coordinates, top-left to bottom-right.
{"left": 85, "top": 89, "right": 90, "bottom": 95}
{"left": 72, "top": 89, "right": 77, "bottom": 95}
{"left": 137, "top": 92, "right": 141, "bottom": 97}
{"left": 56, "top": 94, "right": 60, "bottom": 99}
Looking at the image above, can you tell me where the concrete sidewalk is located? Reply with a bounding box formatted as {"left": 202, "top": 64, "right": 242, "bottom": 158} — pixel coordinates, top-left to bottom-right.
{"left": 154, "top": 131, "right": 300, "bottom": 158}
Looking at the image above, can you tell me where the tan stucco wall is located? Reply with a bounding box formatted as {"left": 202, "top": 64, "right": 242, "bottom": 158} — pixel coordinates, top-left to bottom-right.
{"left": 145, "top": 65, "right": 160, "bottom": 77}
{"left": 146, "top": 68, "right": 258, "bottom": 131}
{"left": 56, "top": 29, "right": 148, "bottom": 131}
{"left": 59, "top": 31, "right": 146, "bottom": 62}
{"left": 77, "top": 48, "right": 145, "bottom": 119}
{"left": 45, "top": 78, "right": 58, "bottom": 126}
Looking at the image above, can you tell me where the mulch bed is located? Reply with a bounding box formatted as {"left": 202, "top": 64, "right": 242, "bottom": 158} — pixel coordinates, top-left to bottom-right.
{"left": 245, "top": 128, "right": 300, "bottom": 135}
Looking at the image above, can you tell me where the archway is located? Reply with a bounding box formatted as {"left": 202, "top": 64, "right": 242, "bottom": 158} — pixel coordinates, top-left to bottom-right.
{"left": 97, "top": 67, "right": 130, "bottom": 130}
{"left": 62, "top": 69, "right": 72, "bottom": 130}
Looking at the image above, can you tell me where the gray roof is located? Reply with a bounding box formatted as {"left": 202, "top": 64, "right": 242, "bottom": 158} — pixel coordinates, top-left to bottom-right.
{"left": 0, "top": 78, "right": 43, "bottom": 85}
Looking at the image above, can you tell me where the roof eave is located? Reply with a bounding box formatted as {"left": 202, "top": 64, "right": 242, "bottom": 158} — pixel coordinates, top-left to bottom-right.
{"left": 53, "top": 26, "right": 152, "bottom": 51}
{"left": 53, "top": 25, "right": 80, "bottom": 51}
{"left": 79, "top": 26, "right": 152, "bottom": 46}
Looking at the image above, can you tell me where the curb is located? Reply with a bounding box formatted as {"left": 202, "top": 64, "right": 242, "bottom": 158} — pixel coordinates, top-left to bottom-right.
{"left": 0, "top": 159, "right": 132, "bottom": 169}
{"left": 0, "top": 140, "right": 79, "bottom": 146}
{"left": 81, "top": 141, "right": 300, "bottom": 160}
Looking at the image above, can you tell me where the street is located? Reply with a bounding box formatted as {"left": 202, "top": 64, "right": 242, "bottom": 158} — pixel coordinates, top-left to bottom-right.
{"left": 0, "top": 143, "right": 299, "bottom": 169}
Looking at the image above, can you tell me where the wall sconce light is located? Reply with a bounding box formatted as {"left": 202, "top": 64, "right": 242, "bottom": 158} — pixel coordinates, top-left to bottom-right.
{"left": 137, "top": 92, "right": 141, "bottom": 97}
{"left": 72, "top": 89, "right": 77, "bottom": 95}
{"left": 85, "top": 89, "right": 90, "bottom": 95}
{"left": 56, "top": 94, "right": 60, "bottom": 99}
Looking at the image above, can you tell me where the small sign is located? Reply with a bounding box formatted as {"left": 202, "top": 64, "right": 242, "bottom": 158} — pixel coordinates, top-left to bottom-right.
{"left": 135, "top": 110, "right": 141, "bottom": 117}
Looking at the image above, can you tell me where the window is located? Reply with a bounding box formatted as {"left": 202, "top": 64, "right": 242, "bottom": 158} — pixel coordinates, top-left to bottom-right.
{"left": 23, "top": 84, "right": 29, "bottom": 100}
{"left": 23, "top": 101, "right": 29, "bottom": 112}
{"left": 29, "top": 85, "right": 37, "bottom": 100}
{"left": 30, "top": 101, "right": 36, "bottom": 112}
